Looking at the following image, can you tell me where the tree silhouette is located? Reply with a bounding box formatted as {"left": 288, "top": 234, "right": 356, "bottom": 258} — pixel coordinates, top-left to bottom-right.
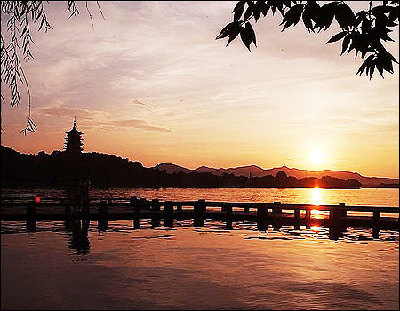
{"left": 1, "top": 1, "right": 103, "bottom": 135}
{"left": 216, "top": 1, "right": 399, "bottom": 79}
{"left": 1, "top": 145, "right": 367, "bottom": 188}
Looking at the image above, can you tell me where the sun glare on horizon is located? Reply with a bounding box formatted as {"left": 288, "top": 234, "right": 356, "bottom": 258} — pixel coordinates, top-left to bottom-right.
{"left": 308, "top": 149, "right": 325, "bottom": 165}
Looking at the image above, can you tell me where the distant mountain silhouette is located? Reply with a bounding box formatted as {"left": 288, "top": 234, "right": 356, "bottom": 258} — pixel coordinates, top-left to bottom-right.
{"left": 205, "top": 165, "right": 397, "bottom": 187}
{"left": 1, "top": 146, "right": 397, "bottom": 189}
{"left": 160, "top": 163, "right": 398, "bottom": 187}
{"left": 195, "top": 164, "right": 266, "bottom": 177}
{"left": 153, "top": 163, "right": 191, "bottom": 174}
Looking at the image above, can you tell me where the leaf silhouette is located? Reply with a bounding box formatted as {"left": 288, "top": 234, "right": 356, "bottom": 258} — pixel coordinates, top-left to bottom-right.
{"left": 234, "top": 2, "right": 245, "bottom": 21}
{"left": 340, "top": 35, "right": 351, "bottom": 55}
{"left": 327, "top": 31, "right": 347, "bottom": 43}
{"left": 314, "top": 2, "right": 337, "bottom": 30}
{"left": 335, "top": 3, "right": 355, "bottom": 28}
{"left": 216, "top": 21, "right": 241, "bottom": 40}
{"left": 281, "top": 4, "right": 303, "bottom": 30}
{"left": 240, "top": 23, "right": 252, "bottom": 51}
{"left": 217, "top": 1, "right": 399, "bottom": 78}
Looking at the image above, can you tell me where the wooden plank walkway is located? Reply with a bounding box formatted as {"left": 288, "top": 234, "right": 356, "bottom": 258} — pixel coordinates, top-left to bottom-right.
{"left": 1, "top": 196, "right": 398, "bottom": 240}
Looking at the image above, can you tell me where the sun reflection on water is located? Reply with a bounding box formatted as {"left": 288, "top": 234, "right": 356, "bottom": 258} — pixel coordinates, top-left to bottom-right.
{"left": 311, "top": 187, "right": 324, "bottom": 219}
{"left": 311, "top": 187, "right": 322, "bottom": 205}
{"left": 311, "top": 226, "right": 321, "bottom": 232}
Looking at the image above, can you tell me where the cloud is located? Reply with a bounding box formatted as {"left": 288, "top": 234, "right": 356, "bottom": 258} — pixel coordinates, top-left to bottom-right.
{"left": 130, "top": 99, "right": 151, "bottom": 107}
{"left": 111, "top": 119, "right": 172, "bottom": 133}
{"left": 35, "top": 103, "right": 171, "bottom": 133}
{"left": 35, "top": 104, "right": 107, "bottom": 123}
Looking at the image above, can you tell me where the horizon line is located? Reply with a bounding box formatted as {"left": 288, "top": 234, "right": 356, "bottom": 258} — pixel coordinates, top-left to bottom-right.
{"left": 2, "top": 144, "right": 399, "bottom": 180}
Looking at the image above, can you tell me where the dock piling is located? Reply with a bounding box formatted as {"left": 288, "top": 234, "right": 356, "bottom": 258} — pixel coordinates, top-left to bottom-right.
{"left": 226, "top": 205, "right": 233, "bottom": 230}
{"left": 151, "top": 199, "right": 160, "bottom": 228}
{"left": 98, "top": 200, "right": 108, "bottom": 231}
{"left": 372, "top": 210, "right": 380, "bottom": 239}
{"left": 339, "top": 203, "right": 347, "bottom": 232}
{"left": 151, "top": 199, "right": 160, "bottom": 211}
{"left": 305, "top": 208, "right": 311, "bottom": 228}
{"left": 194, "top": 199, "right": 205, "bottom": 227}
{"left": 26, "top": 200, "right": 37, "bottom": 232}
{"left": 273, "top": 202, "right": 282, "bottom": 230}
{"left": 164, "top": 201, "right": 173, "bottom": 227}
{"left": 131, "top": 197, "right": 140, "bottom": 229}
{"left": 329, "top": 205, "right": 341, "bottom": 240}
{"left": 139, "top": 198, "right": 149, "bottom": 210}
{"left": 294, "top": 208, "right": 301, "bottom": 230}
{"left": 257, "top": 204, "right": 268, "bottom": 231}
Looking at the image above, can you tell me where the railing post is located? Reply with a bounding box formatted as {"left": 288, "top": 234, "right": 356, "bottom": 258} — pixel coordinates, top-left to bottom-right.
{"left": 243, "top": 206, "right": 249, "bottom": 213}
{"left": 257, "top": 204, "right": 268, "bottom": 231}
{"left": 131, "top": 196, "right": 140, "bottom": 229}
{"left": 194, "top": 199, "right": 205, "bottom": 227}
{"left": 226, "top": 205, "right": 233, "bottom": 230}
{"left": 372, "top": 210, "right": 380, "bottom": 239}
{"left": 294, "top": 207, "right": 301, "bottom": 230}
{"left": 98, "top": 200, "right": 108, "bottom": 231}
{"left": 176, "top": 203, "right": 182, "bottom": 212}
{"left": 26, "top": 200, "right": 37, "bottom": 232}
{"left": 164, "top": 201, "right": 173, "bottom": 227}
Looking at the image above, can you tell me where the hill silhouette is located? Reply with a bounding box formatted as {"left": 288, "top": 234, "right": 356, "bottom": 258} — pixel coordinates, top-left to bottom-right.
{"left": 2, "top": 145, "right": 397, "bottom": 189}
{"left": 153, "top": 163, "right": 191, "bottom": 174}
{"left": 157, "top": 163, "right": 398, "bottom": 187}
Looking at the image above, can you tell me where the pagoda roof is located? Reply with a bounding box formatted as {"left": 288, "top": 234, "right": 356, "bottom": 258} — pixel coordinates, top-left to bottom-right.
{"left": 65, "top": 118, "right": 83, "bottom": 134}
{"left": 65, "top": 127, "right": 83, "bottom": 135}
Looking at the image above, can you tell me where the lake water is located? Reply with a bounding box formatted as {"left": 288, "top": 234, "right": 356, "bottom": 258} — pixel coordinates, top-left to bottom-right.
{"left": 2, "top": 187, "right": 400, "bottom": 206}
{"left": 1, "top": 188, "right": 399, "bottom": 310}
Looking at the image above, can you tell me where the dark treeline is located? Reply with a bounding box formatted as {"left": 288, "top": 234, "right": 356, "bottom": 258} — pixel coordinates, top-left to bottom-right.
{"left": 1, "top": 146, "right": 362, "bottom": 189}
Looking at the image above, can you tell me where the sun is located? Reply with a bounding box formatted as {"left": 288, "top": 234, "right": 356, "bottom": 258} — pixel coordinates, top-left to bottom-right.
{"left": 308, "top": 149, "right": 324, "bottom": 165}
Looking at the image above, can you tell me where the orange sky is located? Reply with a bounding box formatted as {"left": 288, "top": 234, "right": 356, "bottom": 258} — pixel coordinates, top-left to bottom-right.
{"left": 1, "top": 2, "right": 399, "bottom": 178}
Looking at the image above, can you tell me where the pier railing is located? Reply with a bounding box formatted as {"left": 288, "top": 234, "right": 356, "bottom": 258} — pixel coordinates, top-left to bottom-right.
{"left": 1, "top": 196, "right": 398, "bottom": 240}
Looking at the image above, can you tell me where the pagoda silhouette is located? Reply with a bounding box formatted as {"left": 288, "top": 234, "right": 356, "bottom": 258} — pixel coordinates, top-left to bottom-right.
{"left": 64, "top": 117, "right": 84, "bottom": 155}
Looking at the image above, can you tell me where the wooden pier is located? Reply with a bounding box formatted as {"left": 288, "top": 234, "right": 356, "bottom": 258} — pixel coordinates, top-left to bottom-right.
{"left": 1, "top": 196, "right": 398, "bottom": 240}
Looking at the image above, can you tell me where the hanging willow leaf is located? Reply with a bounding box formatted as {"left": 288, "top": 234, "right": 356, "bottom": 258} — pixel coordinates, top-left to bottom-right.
{"left": 1, "top": 1, "right": 104, "bottom": 135}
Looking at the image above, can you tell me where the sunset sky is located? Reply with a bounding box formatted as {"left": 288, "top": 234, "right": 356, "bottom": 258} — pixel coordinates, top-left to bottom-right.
{"left": 1, "top": 1, "right": 399, "bottom": 178}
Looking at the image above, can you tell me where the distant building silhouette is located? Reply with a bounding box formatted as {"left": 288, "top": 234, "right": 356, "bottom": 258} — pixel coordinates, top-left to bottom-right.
{"left": 64, "top": 118, "right": 84, "bottom": 155}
